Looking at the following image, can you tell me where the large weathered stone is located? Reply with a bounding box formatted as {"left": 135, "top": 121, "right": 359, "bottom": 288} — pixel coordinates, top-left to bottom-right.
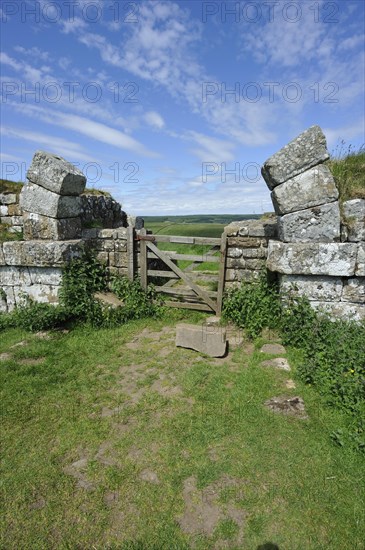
{"left": 279, "top": 275, "right": 343, "bottom": 301}
{"left": 0, "top": 266, "right": 31, "bottom": 285}
{"left": 278, "top": 202, "right": 341, "bottom": 242}
{"left": 175, "top": 323, "right": 227, "bottom": 357}
{"left": 342, "top": 278, "right": 365, "bottom": 304}
{"left": 28, "top": 267, "right": 63, "bottom": 286}
{"left": 311, "top": 301, "right": 365, "bottom": 322}
{"left": 226, "top": 258, "right": 265, "bottom": 270}
{"left": 266, "top": 242, "right": 357, "bottom": 276}
{"left": 23, "top": 211, "right": 82, "bottom": 240}
{"left": 3, "top": 240, "right": 84, "bottom": 267}
{"left": 262, "top": 126, "right": 329, "bottom": 189}
{"left": 271, "top": 165, "right": 338, "bottom": 215}
{"left": 27, "top": 150, "right": 86, "bottom": 195}
{"left": 356, "top": 242, "right": 365, "bottom": 276}
{"left": 13, "top": 284, "right": 60, "bottom": 306}
{"left": 225, "top": 219, "right": 277, "bottom": 238}
{"left": 20, "top": 183, "right": 82, "bottom": 218}
{"left": 342, "top": 199, "right": 365, "bottom": 242}
{"left": 0, "top": 193, "right": 17, "bottom": 205}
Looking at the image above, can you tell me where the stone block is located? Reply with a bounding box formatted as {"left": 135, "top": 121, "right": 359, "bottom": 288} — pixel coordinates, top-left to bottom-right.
{"left": 96, "top": 252, "right": 109, "bottom": 265}
{"left": 225, "top": 219, "right": 277, "bottom": 239}
{"left": 356, "top": 243, "right": 365, "bottom": 276}
{"left": 342, "top": 278, "right": 365, "bottom": 304}
{"left": 227, "top": 247, "right": 243, "bottom": 258}
{"left": 0, "top": 246, "right": 4, "bottom": 266}
{"left": 266, "top": 242, "right": 357, "bottom": 276}
{"left": 109, "top": 252, "right": 128, "bottom": 268}
{"left": 2, "top": 287, "right": 16, "bottom": 311}
{"left": 225, "top": 269, "right": 260, "bottom": 282}
{"left": 241, "top": 247, "right": 267, "bottom": 259}
{"left": 3, "top": 240, "right": 84, "bottom": 267}
{"left": 271, "top": 165, "right": 338, "bottom": 215}
{"left": 28, "top": 267, "right": 63, "bottom": 285}
{"left": 13, "top": 284, "right": 60, "bottom": 305}
{"left": 0, "top": 206, "right": 8, "bottom": 216}
{"left": 262, "top": 125, "right": 329, "bottom": 189}
{"left": 0, "top": 266, "right": 31, "bottom": 286}
{"left": 226, "top": 258, "right": 265, "bottom": 270}
{"left": 279, "top": 274, "right": 343, "bottom": 301}
{"left": 8, "top": 226, "right": 23, "bottom": 234}
{"left": 23, "top": 211, "right": 82, "bottom": 240}
{"left": 342, "top": 199, "right": 365, "bottom": 242}
{"left": 7, "top": 204, "right": 22, "bottom": 216}
{"left": 278, "top": 202, "right": 340, "bottom": 242}
{"left": 310, "top": 301, "right": 365, "bottom": 322}
{"left": 20, "top": 183, "right": 82, "bottom": 218}
{"left": 175, "top": 323, "right": 227, "bottom": 357}
{"left": 0, "top": 193, "right": 17, "bottom": 205}
{"left": 27, "top": 150, "right": 86, "bottom": 195}
{"left": 227, "top": 237, "right": 266, "bottom": 248}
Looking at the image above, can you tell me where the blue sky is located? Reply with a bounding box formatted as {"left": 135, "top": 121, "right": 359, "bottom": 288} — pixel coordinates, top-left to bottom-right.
{"left": 1, "top": 0, "right": 364, "bottom": 215}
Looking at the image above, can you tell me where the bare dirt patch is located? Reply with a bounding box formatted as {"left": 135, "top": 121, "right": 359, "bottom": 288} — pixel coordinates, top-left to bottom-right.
{"left": 264, "top": 395, "right": 308, "bottom": 419}
{"left": 139, "top": 469, "right": 160, "bottom": 484}
{"left": 63, "top": 457, "right": 95, "bottom": 491}
{"left": 19, "top": 357, "right": 46, "bottom": 366}
{"left": 0, "top": 352, "right": 12, "bottom": 361}
{"left": 177, "top": 474, "right": 246, "bottom": 547}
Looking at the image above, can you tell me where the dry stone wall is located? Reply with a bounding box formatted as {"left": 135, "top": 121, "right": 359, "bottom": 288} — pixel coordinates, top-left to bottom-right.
{"left": 224, "top": 126, "right": 364, "bottom": 322}
{"left": 0, "top": 191, "right": 23, "bottom": 234}
{"left": 263, "top": 126, "right": 364, "bottom": 322}
{"left": 0, "top": 151, "right": 130, "bottom": 313}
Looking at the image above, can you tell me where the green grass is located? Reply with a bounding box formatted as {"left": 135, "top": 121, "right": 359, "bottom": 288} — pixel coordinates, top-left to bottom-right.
{"left": 327, "top": 143, "right": 365, "bottom": 201}
{"left": 0, "top": 179, "right": 24, "bottom": 195}
{"left": 1, "top": 315, "right": 364, "bottom": 549}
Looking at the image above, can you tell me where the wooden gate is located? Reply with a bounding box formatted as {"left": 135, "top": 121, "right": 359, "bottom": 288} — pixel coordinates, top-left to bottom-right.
{"left": 137, "top": 230, "right": 227, "bottom": 315}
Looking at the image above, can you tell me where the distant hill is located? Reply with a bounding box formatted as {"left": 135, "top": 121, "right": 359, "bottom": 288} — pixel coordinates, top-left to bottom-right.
{"left": 143, "top": 214, "right": 261, "bottom": 225}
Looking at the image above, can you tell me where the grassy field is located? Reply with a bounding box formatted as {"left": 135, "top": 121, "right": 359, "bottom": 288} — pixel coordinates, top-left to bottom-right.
{"left": 1, "top": 315, "right": 364, "bottom": 549}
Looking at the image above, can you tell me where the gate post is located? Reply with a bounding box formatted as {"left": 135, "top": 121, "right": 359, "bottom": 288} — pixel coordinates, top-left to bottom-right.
{"left": 139, "top": 228, "right": 147, "bottom": 289}
{"left": 127, "top": 225, "right": 135, "bottom": 281}
{"left": 216, "top": 231, "right": 227, "bottom": 316}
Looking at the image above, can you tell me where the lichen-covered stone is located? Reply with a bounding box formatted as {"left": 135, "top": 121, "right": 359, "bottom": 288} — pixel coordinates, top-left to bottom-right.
{"left": 27, "top": 150, "right": 86, "bottom": 195}
{"left": 28, "top": 267, "right": 63, "bottom": 286}
{"left": 80, "top": 195, "right": 126, "bottom": 229}
{"left": 342, "top": 278, "right": 365, "bottom": 304}
{"left": 0, "top": 266, "right": 31, "bottom": 285}
{"left": 0, "top": 245, "right": 5, "bottom": 266}
{"left": 20, "top": 183, "right": 82, "bottom": 218}
{"left": 3, "top": 240, "right": 84, "bottom": 267}
{"left": 271, "top": 165, "right": 338, "bottom": 215}
{"left": 225, "top": 269, "right": 260, "bottom": 282}
{"left": 342, "top": 199, "right": 365, "bottom": 242}
{"left": 355, "top": 242, "right": 365, "bottom": 276}
{"left": 226, "top": 258, "right": 265, "bottom": 270}
{"left": 310, "top": 301, "right": 364, "bottom": 322}
{"left": 13, "top": 284, "right": 60, "bottom": 306}
{"left": 279, "top": 274, "right": 343, "bottom": 301}
{"left": 266, "top": 242, "right": 357, "bottom": 276}
{"left": 23, "top": 211, "right": 82, "bottom": 240}
{"left": 225, "top": 219, "right": 277, "bottom": 238}
{"left": 0, "top": 193, "right": 17, "bottom": 205}
{"left": 262, "top": 126, "right": 329, "bottom": 189}
{"left": 0, "top": 206, "right": 8, "bottom": 216}
{"left": 278, "top": 202, "right": 340, "bottom": 242}
{"left": 227, "top": 248, "right": 243, "bottom": 259}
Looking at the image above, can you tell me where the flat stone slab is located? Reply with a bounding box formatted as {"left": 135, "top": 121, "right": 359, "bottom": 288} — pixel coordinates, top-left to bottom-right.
{"left": 267, "top": 242, "right": 357, "bottom": 276}
{"left": 27, "top": 150, "right": 86, "bottom": 195}
{"left": 94, "top": 292, "right": 124, "bottom": 308}
{"left": 271, "top": 164, "right": 338, "bottom": 215}
{"left": 261, "top": 358, "right": 291, "bottom": 371}
{"left": 260, "top": 343, "right": 286, "bottom": 355}
{"left": 278, "top": 201, "right": 340, "bottom": 242}
{"left": 264, "top": 395, "right": 308, "bottom": 419}
{"left": 176, "top": 323, "right": 227, "bottom": 357}
{"left": 262, "top": 125, "right": 329, "bottom": 189}
{"left": 279, "top": 275, "right": 343, "bottom": 301}
{"left": 20, "top": 182, "right": 82, "bottom": 218}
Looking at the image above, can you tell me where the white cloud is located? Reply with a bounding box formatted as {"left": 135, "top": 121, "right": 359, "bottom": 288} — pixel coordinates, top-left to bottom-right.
{"left": 145, "top": 111, "right": 165, "bottom": 129}
{"left": 8, "top": 103, "right": 159, "bottom": 158}
{"left": 1, "top": 126, "right": 95, "bottom": 162}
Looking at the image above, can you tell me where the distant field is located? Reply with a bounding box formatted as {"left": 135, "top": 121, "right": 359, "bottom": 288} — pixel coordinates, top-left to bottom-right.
{"left": 143, "top": 214, "right": 261, "bottom": 238}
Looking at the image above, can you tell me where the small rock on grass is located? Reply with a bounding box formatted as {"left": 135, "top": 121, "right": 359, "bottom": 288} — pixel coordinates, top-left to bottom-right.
{"left": 139, "top": 469, "right": 160, "bottom": 484}
{"left": 260, "top": 343, "right": 286, "bottom": 355}
{"left": 261, "top": 357, "right": 291, "bottom": 371}
{"left": 264, "top": 395, "right": 308, "bottom": 419}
